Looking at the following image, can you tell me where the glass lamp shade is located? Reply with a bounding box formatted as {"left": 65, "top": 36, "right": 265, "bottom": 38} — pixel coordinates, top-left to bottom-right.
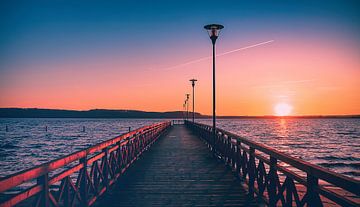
{"left": 204, "top": 24, "right": 224, "bottom": 39}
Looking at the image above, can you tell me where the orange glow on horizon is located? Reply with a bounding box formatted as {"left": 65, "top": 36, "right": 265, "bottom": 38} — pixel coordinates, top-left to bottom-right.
{"left": 0, "top": 36, "right": 359, "bottom": 116}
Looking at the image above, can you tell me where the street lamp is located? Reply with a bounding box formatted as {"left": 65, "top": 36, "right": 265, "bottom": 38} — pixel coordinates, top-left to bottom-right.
{"left": 183, "top": 100, "right": 186, "bottom": 120}
{"left": 189, "top": 79, "right": 197, "bottom": 122}
{"left": 186, "top": 94, "right": 190, "bottom": 121}
{"left": 183, "top": 103, "right": 186, "bottom": 121}
{"left": 204, "top": 23, "right": 224, "bottom": 151}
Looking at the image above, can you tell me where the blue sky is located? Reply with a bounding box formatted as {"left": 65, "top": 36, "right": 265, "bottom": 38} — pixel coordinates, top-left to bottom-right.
{"left": 1, "top": 0, "right": 359, "bottom": 69}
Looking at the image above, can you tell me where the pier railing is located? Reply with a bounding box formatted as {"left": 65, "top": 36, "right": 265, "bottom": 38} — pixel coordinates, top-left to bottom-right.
{"left": 0, "top": 121, "right": 171, "bottom": 207}
{"left": 186, "top": 121, "right": 360, "bottom": 207}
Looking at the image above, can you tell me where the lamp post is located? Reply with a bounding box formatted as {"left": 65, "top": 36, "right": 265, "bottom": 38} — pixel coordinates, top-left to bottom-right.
{"left": 183, "top": 103, "right": 186, "bottom": 121}
{"left": 189, "top": 79, "right": 197, "bottom": 122}
{"left": 204, "top": 24, "right": 224, "bottom": 151}
{"left": 186, "top": 94, "right": 190, "bottom": 121}
{"left": 183, "top": 100, "right": 186, "bottom": 121}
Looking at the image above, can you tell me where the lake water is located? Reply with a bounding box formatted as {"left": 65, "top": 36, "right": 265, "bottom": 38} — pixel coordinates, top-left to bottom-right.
{"left": 0, "top": 118, "right": 359, "bottom": 180}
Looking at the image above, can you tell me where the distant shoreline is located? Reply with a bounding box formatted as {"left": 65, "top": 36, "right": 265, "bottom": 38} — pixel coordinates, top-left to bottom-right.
{"left": 0, "top": 108, "right": 359, "bottom": 119}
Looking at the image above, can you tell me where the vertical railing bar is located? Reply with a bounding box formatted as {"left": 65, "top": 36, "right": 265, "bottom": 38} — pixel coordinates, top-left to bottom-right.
{"left": 248, "top": 147, "right": 255, "bottom": 198}
{"left": 80, "top": 156, "right": 88, "bottom": 207}
{"left": 306, "top": 173, "right": 323, "bottom": 207}
{"left": 269, "top": 156, "right": 277, "bottom": 207}
{"left": 37, "top": 172, "right": 50, "bottom": 207}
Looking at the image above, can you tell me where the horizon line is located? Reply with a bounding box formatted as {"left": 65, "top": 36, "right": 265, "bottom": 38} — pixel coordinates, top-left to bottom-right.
{"left": 0, "top": 107, "right": 359, "bottom": 117}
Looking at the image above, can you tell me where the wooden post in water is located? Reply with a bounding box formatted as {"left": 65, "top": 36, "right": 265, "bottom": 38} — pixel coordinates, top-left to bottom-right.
{"left": 82, "top": 126, "right": 86, "bottom": 132}
{"left": 45, "top": 126, "right": 48, "bottom": 132}
{"left": 5, "top": 125, "right": 8, "bottom": 132}
{"left": 128, "top": 127, "right": 131, "bottom": 132}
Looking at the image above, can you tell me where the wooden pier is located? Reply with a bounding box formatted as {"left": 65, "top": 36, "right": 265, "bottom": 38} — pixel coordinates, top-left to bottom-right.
{"left": 0, "top": 121, "right": 359, "bottom": 207}
{"left": 93, "top": 124, "right": 257, "bottom": 206}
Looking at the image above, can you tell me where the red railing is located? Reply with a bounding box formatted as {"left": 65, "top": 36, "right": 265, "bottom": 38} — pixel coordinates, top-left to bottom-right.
{"left": 186, "top": 121, "right": 360, "bottom": 207}
{"left": 0, "top": 121, "right": 171, "bottom": 207}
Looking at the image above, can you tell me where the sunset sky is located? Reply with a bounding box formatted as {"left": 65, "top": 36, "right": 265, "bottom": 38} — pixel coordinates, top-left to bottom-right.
{"left": 1, "top": 1, "right": 359, "bottom": 116}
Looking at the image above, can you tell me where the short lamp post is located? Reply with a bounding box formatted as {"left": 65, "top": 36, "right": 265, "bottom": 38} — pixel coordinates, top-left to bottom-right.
{"left": 186, "top": 94, "right": 190, "bottom": 121}
{"left": 183, "top": 103, "right": 186, "bottom": 121}
{"left": 189, "top": 79, "right": 197, "bottom": 122}
{"left": 204, "top": 24, "right": 224, "bottom": 151}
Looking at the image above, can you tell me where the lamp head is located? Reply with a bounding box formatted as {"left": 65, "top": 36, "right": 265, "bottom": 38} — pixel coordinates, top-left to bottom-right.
{"left": 204, "top": 24, "right": 224, "bottom": 44}
{"left": 189, "top": 79, "right": 198, "bottom": 87}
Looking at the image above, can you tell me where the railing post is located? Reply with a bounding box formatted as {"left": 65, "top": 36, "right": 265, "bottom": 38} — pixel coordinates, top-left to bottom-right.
{"left": 306, "top": 173, "right": 323, "bottom": 207}
{"left": 268, "top": 156, "right": 278, "bottom": 207}
{"left": 231, "top": 138, "right": 236, "bottom": 169}
{"left": 248, "top": 147, "right": 255, "bottom": 198}
{"left": 117, "top": 142, "right": 122, "bottom": 170}
{"left": 213, "top": 129, "right": 217, "bottom": 154}
{"left": 236, "top": 140, "right": 242, "bottom": 177}
{"left": 227, "top": 137, "right": 232, "bottom": 166}
{"left": 37, "top": 173, "right": 50, "bottom": 207}
{"left": 286, "top": 178, "right": 293, "bottom": 207}
{"left": 64, "top": 177, "right": 71, "bottom": 207}
{"left": 80, "top": 156, "right": 88, "bottom": 207}
{"left": 102, "top": 148, "right": 109, "bottom": 188}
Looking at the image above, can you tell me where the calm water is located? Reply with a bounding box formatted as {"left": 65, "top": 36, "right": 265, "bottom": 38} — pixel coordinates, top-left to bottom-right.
{"left": 0, "top": 118, "right": 359, "bottom": 180}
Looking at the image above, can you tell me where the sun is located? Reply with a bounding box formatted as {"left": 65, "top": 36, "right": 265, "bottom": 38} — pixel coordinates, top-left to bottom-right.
{"left": 274, "top": 103, "right": 293, "bottom": 116}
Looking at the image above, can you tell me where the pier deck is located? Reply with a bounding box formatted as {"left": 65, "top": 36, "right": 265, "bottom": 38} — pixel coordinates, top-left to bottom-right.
{"left": 94, "top": 124, "right": 257, "bottom": 206}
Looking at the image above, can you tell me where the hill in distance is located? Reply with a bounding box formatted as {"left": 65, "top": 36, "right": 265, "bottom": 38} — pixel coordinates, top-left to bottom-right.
{"left": 0, "top": 108, "right": 359, "bottom": 119}
{"left": 0, "top": 108, "right": 205, "bottom": 118}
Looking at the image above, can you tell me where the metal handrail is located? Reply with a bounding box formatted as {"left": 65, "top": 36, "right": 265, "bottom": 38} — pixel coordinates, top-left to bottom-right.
{"left": 186, "top": 121, "right": 360, "bottom": 207}
{"left": 0, "top": 121, "right": 171, "bottom": 207}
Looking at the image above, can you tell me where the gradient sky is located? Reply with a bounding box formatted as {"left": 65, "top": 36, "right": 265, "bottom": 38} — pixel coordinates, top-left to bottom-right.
{"left": 1, "top": 0, "right": 360, "bottom": 116}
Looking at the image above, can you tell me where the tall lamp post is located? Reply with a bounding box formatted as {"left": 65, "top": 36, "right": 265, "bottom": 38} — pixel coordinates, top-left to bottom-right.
{"left": 189, "top": 79, "right": 197, "bottom": 122}
{"left": 204, "top": 24, "right": 224, "bottom": 151}
{"left": 186, "top": 94, "right": 190, "bottom": 121}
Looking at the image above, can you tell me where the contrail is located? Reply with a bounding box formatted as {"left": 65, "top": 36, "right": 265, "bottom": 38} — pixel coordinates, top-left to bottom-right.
{"left": 157, "top": 40, "right": 274, "bottom": 71}
{"left": 217, "top": 40, "right": 274, "bottom": 57}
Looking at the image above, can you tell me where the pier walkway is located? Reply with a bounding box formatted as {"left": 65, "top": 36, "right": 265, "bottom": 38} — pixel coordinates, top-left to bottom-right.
{"left": 94, "top": 124, "right": 257, "bottom": 206}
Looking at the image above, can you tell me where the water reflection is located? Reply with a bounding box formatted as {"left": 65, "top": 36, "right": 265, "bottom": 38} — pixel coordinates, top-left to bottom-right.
{"left": 277, "top": 118, "right": 288, "bottom": 138}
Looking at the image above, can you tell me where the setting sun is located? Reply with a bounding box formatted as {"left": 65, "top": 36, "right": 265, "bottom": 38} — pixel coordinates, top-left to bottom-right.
{"left": 274, "top": 103, "right": 293, "bottom": 116}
